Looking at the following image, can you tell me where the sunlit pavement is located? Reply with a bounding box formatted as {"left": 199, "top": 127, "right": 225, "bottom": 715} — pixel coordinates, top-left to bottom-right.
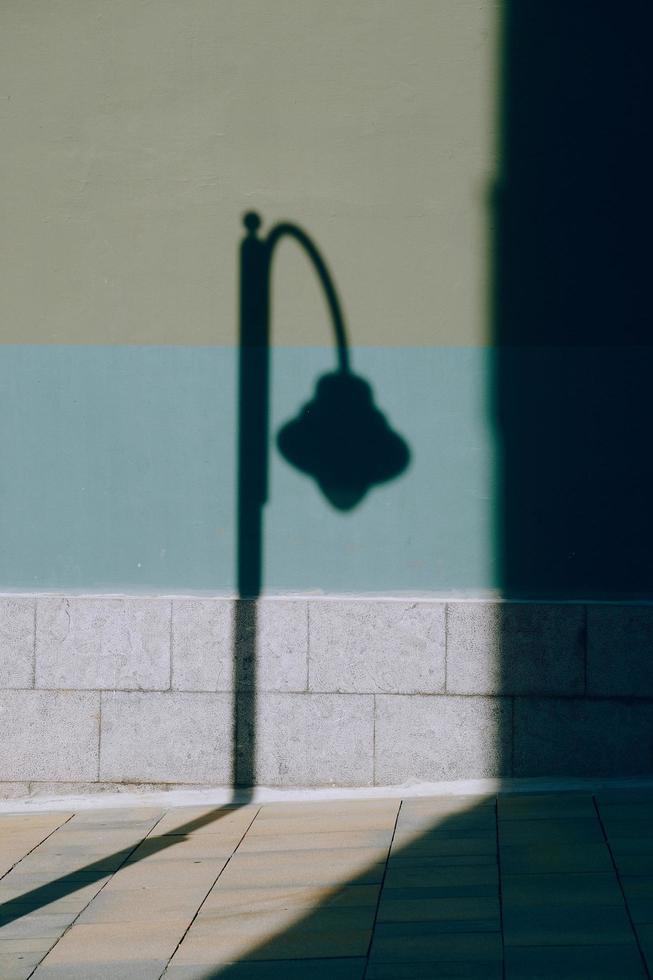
{"left": 1, "top": 790, "right": 652, "bottom": 979}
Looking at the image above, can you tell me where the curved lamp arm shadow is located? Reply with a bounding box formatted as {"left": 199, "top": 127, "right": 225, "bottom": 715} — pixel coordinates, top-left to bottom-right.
{"left": 265, "top": 218, "right": 350, "bottom": 373}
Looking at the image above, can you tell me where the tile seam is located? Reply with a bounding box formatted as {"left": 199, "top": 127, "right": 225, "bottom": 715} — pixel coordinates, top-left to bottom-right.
{"left": 32, "top": 597, "right": 37, "bottom": 689}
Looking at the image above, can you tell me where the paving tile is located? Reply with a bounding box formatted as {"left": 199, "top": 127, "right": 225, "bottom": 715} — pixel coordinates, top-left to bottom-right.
{"left": 238, "top": 829, "right": 393, "bottom": 855}
{"left": 0, "top": 827, "right": 73, "bottom": 879}
{"left": 0, "top": 912, "right": 77, "bottom": 939}
{"left": 35, "top": 920, "right": 188, "bottom": 966}
{"left": 200, "top": 903, "right": 376, "bottom": 934}
{"left": 172, "top": 908, "right": 373, "bottom": 963}
{"left": 0, "top": 937, "right": 54, "bottom": 954}
{"left": 202, "top": 884, "right": 380, "bottom": 916}
{"left": 0, "top": 877, "right": 110, "bottom": 926}
{"left": 599, "top": 803, "right": 653, "bottom": 821}
{"left": 497, "top": 793, "right": 596, "bottom": 822}
{"left": 399, "top": 799, "right": 496, "bottom": 820}
{"left": 365, "top": 963, "right": 502, "bottom": 979}
{"left": 614, "top": 855, "right": 653, "bottom": 875}
{"left": 399, "top": 795, "right": 496, "bottom": 813}
{"left": 49, "top": 829, "right": 148, "bottom": 850}
{"left": 246, "top": 811, "right": 398, "bottom": 837}
{"left": 635, "top": 922, "right": 653, "bottom": 966}
{"left": 13, "top": 847, "right": 133, "bottom": 876}
{"left": 32, "top": 960, "right": 169, "bottom": 979}
{"left": 154, "top": 805, "right": 258, "bottom": 836}
{"left": 166, "top": 960, "right": 366, "bottom": 979}
{"left": 105, "top": 858, "right": 225, "bottom": 891}
{"left": 621, "top": 876, "right": 653, "bottom": 902}
{"left": 503, "top": 903, "right": 634, "bottom": 946}
{"left": 369, "top": 927, "right": 502, "bottom": 964}
{"left": 602, "top": 819, "right": 653, "bottom": 839}
{"left": 0, "top": 870, "right": 112, "bottom": 897}
{"left": 124, "top": 834, "right": 242, "bottom": 863}
{"left": 391, "top": 833, "right": 496, "bottom": 859}
{"left": 396, "top": 810, "right": 496, "bottom": 833}
{"left": 378, "top": 894, "right": 499, "bottom": 930}
{"left": 216, "top": 849, "right": 386, "bottom": 888}
{"left": 0, "top": 814, "right": 75, "bottom": 831}
{"left": 75, "top": 885, "right": 211, "bottom": 924}
{"left": 382, "top": 883, "right": 498, "bottom": 902}
{"left": 499, "top": 841, "right": 613, "bottom": 874}
{"left": 384, "top": 864, "right": 498, "bottom": 891}
{"left": 63, "top": 807, "right": 164, "bottom": 828}
{"left": 389, "top": 853, "right": 497, "bottom": 873}
{"left": 374, "top": 917, "right": 499, "bottom": 936}
{"left": 257, "top": 799, "right": 400, "bottom": 819}
{"left": 0, "top": 952, "right": 45, "bottom": 980}
{"left": 504, "top": 943, "right": 647, "bottom": 979}
{"left": 609, "top": 835, "right": 653, "bottom": 853}
{"left": 393, "top": 822, "right": 495, "bottom": 844}
{"left": 626, "top": 900, "right": 653, "bottom": 924}
{"left": 501, "top": 872, "right": 624, "bottom": 907}
{"left": 498, "top": 818, "right": 604, "bottom": 844}
{"left": 621, "top": 875, "right": 653, "bottom": 924}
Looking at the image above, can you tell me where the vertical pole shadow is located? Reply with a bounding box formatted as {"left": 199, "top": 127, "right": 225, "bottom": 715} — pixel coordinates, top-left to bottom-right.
{"left": 234, "top": 214, "right": 270, "bottom": 792}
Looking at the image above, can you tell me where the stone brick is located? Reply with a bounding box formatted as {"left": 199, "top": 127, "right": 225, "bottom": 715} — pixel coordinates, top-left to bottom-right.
{"left": 446, "top": 602, "right": 585, "bottom": 695}
{"left": 588, "top": 605, "right": 653, "bottom": 696}
{"left": 36, "top": 597, "right": 171, "bottom": 691}
{"left": 238, "top": 693, "right": 374, "bottom": 786}
{"left": 309, "top": 600, "right": 445, "bottom": 694}
{"left": 99, "top": 691, "right": 232, "bottom": 783}
{"left": 374, "top": 694, "right": 512, "bottom": 783}
{"left": 172, "top": 598, "right": 307, "bottom": 692}
{"left": 0, "top": 691, "right": 99, "bottom": 780}
{"left": 514, "top": 697, "right": 653, "bottom": 777}
{"left": 0, "top": 597, "right": 34, "bottom": 688}
{"left": 0, "top": 782, "right": 30, "bottom": 799}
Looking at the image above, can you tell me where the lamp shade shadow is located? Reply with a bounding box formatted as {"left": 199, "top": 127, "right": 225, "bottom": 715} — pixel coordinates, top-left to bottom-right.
{"left": 277, "top": 369, "right": 411, "bottom": 510}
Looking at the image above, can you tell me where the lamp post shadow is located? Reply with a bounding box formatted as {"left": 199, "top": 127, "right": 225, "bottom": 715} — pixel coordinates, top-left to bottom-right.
{"left": 233, "top": 212, "right": 410, "bottom": 791}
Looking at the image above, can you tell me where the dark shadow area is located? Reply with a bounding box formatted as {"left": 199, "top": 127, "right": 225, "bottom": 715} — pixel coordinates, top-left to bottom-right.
{"left": 493, "top": 0, "right": 653, "bottom": 599}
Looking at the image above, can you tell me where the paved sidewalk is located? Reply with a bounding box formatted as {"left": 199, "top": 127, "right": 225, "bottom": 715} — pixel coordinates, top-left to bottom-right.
{"left": 1, "top": 790, "right": 652, "bottom": 979}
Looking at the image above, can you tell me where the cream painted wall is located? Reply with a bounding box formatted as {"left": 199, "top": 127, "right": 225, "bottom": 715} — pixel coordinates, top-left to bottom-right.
{"left": 0, "top": 0, "right": 498, "bottom": 347}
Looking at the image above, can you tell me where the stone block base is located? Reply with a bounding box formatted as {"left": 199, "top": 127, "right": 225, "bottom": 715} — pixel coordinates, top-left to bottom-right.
{"left": 1, "top": 596, "right": 652, "bottom": 790}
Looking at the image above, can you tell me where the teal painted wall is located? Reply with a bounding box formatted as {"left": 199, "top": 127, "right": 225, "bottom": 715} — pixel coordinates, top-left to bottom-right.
{"left": 0, "top": 346, "right": 495, "bottom": 593}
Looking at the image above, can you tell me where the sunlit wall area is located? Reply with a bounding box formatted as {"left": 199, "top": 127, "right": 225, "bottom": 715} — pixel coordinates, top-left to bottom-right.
{"left": 0, "top": 0, "right": 498, "bottom": 595}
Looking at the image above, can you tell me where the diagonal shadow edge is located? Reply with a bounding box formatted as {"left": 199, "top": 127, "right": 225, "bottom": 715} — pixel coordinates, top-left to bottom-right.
{"left": 175, "top": 795, "right": 500, "bottom": 977}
